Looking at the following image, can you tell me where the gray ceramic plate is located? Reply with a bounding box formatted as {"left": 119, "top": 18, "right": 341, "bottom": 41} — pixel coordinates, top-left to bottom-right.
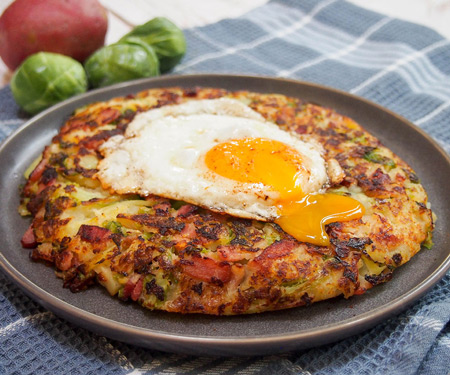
{"left": 1, "top": 74, "right": 449, "bottom": 356}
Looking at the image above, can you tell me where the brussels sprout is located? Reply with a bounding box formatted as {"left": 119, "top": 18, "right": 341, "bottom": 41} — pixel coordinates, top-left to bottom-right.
{"left": 84, "top": 40, "right": 160, "bottom": 88}
{"left": 10, "top": 52, "right": 87, "bottom": 115}
{"left": 120, "top": 17, "right": 186, "bottom": 73}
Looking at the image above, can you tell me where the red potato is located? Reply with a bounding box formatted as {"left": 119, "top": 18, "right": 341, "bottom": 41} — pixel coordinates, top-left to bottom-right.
{"left": 0, "top": 0, "right": 108, "bottom": 70}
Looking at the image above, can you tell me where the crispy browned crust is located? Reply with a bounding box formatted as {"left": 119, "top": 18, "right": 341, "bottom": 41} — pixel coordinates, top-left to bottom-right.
{"left": 19, "top": 87, "right": 434, "bottom": 315}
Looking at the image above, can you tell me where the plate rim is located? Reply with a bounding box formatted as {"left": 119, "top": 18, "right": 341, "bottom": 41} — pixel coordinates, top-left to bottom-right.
{"left": 1, "top": 73, "right": 449, "bottom": 355}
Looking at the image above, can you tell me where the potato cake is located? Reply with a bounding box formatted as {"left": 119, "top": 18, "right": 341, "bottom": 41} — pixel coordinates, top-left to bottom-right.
{"left": 19, "top": 87, "right": 434, "bottom": 315}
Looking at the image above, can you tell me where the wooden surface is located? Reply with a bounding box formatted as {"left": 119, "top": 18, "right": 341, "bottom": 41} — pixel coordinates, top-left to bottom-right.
{"left": 0, "top": 0, "right": 449, "bottom": 88}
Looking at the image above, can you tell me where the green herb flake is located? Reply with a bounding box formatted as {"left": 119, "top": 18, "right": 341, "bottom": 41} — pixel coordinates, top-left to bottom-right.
{"left": 422, "top": 231, "right": 433, "bottom": 249}
{"left": 363, "top": 149, "right": 396, "bottom": 170}
{"left": 103, "top": 220, "right": 126, "bottom": 235}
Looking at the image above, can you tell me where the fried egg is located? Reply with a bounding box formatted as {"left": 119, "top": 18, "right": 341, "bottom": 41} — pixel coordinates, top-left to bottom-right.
{"left": 97, "top": 98, "right": 364, "bottom": 246}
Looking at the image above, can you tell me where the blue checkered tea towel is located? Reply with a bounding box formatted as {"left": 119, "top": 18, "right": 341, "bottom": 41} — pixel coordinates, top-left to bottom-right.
{"left": 1, "top": 0, "right": 449, "bottom": 374}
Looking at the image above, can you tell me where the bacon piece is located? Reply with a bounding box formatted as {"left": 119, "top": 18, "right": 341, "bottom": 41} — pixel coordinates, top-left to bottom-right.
{"left": 28, "top": 158, "right": 47, "bottom": 183}
{"left": 122, "top": 279, "right": 134, "bottom": 300}
{"left": 78, "top": 225, "right": 111, "bottom": 243}
{"left": 131, "top": 277, "right": 144, "bottom": 301}
{"left": 56, "top": 250, "right": 73, "bottom": 271}
{"left": 121, "top": 274, "right": 142, "bottom": 300}
{"left": 21, "top": 224, "right": 37, "bottom": 248}
{"left": 180, "top": 222, "right": 196, "bottom": 239}
{"left": 182, "top": 257, "right": 231, "bottom": 285}
{"left": 97, "top": 108, "right": 121, "bottom": 125}
{"left": 177, "top": 204, "right": 198, "bottom": 218}
{"left": 60, "top": 118, "right": 92, "bottom": 135}
{"left": 254, "top": 240, "right": 296, "bottom": 262}
{"left": 80, "top": 129, "right": 122, "bottom": 150}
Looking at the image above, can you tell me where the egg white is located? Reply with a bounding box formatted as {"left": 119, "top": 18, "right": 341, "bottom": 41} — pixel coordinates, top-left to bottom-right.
{"left": 96, "top": 98, "right": 329, "bottom": 221}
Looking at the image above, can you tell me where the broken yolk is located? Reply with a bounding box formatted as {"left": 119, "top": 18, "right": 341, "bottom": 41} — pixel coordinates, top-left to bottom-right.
{"left": 205, "top": 137, "right": 364, "bottom": 247}
{"left": 274, "top": 194, "right": 364, "bottom": 246}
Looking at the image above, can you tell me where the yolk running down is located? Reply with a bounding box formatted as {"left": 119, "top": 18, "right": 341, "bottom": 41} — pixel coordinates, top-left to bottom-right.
{"left": 205, "top": 137, "right": 364, "bottom": 246}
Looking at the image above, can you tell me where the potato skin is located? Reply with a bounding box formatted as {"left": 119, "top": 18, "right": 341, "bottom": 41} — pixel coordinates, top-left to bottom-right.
{"left": 20, "top": 87, "right": 434, "bottom": 315}
{"left": 0, "top": 0, "right": 108, "bottom": 70}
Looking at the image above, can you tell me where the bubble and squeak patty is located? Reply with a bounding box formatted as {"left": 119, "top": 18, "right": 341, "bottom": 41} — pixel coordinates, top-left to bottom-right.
{"left": 19, "top": 87, "right": 434, "bottom": 315}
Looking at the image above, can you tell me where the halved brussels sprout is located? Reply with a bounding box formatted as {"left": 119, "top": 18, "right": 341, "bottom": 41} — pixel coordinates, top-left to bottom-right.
{"left": 84, "top": 40, "right": 160, "bottom": 88}
{"left": 10, "top": 52, "right": 88, "bottom": 115}
{"left": 120, "top": 17, "right": 186, "bottom": 73}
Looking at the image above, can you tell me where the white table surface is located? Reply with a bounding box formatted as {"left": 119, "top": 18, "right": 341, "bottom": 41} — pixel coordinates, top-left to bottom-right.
{"left": 0, "top": 0, "right": 449, "bottom": 88}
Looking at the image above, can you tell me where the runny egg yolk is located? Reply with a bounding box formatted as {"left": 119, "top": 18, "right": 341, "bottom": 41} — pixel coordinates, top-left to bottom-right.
{"left": 205, "top": 137, "right": 364, "bottom": 246}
